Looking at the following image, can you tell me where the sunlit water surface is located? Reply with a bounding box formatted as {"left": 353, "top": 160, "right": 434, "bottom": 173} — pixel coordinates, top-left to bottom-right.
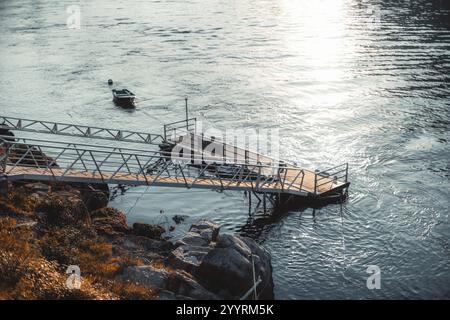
{"left": 1, "top": 0, "right": 449, "bottom": 299}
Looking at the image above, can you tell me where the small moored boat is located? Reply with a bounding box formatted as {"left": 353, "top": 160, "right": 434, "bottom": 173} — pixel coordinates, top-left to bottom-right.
{"left": 112, "top": 89, "right": 135, "bottom": 108}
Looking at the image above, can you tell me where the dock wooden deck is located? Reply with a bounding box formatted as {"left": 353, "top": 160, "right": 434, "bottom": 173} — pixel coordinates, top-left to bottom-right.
{"left": 4, "top": 164, "right": 347, "bottom": 196}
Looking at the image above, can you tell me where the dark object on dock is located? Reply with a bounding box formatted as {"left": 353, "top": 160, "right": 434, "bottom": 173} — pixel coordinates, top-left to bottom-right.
{"left": 112, "top": 89, "right": 135, "bottom": 108}
{"left": 108, "top": 79, "right": 113, "bottom": 85}
{"left": 0, "top": 126, "right": 15, "bottom": 142}
{"left": 158, "top": 141, "right": 175, "bottom": 156}
{"left": 213, "top": 164, "right": 265, "bottom": 181}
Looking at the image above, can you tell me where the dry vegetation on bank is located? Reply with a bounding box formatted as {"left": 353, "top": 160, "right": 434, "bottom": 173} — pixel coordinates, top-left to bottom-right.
{"left": 0, "top": 181, "right": 160, "bottom": 300}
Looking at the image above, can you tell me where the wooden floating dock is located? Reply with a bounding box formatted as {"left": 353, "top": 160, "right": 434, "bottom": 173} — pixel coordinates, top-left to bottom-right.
{"left": 1, "top": 116, "right": 350, "bottom": 207}
{"left": 3, "top": 163, "right": 347, "bottom": 197}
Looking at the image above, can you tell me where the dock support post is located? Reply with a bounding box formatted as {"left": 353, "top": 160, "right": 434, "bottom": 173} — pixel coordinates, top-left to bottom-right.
{"left": 185, "top": 97, "right": 189, "bottom": 131}
{"left": 253, "top": 191, "right": 261, "bottom": 204}
{"left": 314, "top": 173, "right": 317, "bottom": 195}
{"left": 263, "top": 193, "right": 267, "bottom": 214}
{"left": 248, "top": 191, "right": 252, "bottom": 216}
{"left": 344, "top": 185, "right": 349, "bottom": 200}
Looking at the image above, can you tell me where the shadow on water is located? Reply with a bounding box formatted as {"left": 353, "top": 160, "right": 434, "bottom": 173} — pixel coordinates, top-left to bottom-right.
{"left": 237, "top": 193, "right": 348, "bottom": 243}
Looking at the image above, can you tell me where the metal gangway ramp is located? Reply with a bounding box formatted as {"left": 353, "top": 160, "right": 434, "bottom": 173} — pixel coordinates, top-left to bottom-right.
{"left": 0, "top": 116, "right": 350, "bottom": 204}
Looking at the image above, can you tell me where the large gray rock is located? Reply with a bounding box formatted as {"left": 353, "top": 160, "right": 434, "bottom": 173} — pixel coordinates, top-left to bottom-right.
{"left": 132, "top": 222, "right": 165, "bottom": 240}
{"left": 175, "top": 231, "right": 209, "bottom": 247}
{"left": 122, "top": 265, "right": 169, "bottom": 289}
{"left": 165, "top": 270, "right": 220, "bottom": 300}
{"left": 168, "top": 245, "right": 210, "bottom": 273}
{"left": 122, "top": 265, "right": 219, "bottom": 300}
{"left": 167, "top": 219, "right": 274, "bottom": 300}
{"left": 189, "top": 219, "right": 220, "bottom": 243}
{"left": 168, "top": 219, "right": 219, "bottom": 273}
{"left": 128, "top": 235, "right": 175, "bottom": 253}
{"left": 196, "top": 234, "right": 274, "bottom": 299}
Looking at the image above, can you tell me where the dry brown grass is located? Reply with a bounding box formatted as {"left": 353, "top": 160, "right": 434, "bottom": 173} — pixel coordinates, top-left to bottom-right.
{"left": 108, "top": 279, "right": 158, "bottom": 300}
{"left": 7, "top": 187, "right": 39, "bottom": 213}
{"left": 0, "top": 217, "right": 66, "bottom": 299}
{"left": 0, "top": 187, "right": 158, "bottom": 300}
{"left": 0, "top": 217, "right": 39, "bottom": 283}
{"left": 0, "top": 198, "right": 33, "bottom": 218}
{"left": 73, "top": 240, "right": 120, "bottom": 278}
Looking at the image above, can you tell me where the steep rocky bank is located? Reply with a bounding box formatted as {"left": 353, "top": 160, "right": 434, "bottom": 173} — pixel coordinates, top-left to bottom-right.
{"left": 0, "top": 180, "right": 274, "bottom": 300}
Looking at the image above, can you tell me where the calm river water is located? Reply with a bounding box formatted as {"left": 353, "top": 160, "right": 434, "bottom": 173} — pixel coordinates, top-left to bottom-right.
{"left": 1, "top": 0, "right": 449, "bottom": 299}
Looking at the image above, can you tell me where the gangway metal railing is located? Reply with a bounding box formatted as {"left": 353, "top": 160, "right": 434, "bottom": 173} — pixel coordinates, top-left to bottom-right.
{"left": 1, "top": 115, "right": 349, "bottom": 196}
{"left": 313, "top": 163, "right": 349, "bottom": 195}
{"left": 163, "top": 118, "right": 197, "bottom": 141}
{"left": 165, "top": 132, "right": 349, "bottom": 196}
{"left": 0, "top": 115, "right": 350, "bottom": 201}
{"left": 0, "top": 115, "right": 164, "bottom": 146}
{"left": 0, "top": 136, "right": 341, "bottom": 196}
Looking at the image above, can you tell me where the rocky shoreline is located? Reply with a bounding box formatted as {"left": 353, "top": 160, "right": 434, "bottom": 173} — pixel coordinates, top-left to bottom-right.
{"left": 0, "top": 180, "right": 274, "bottom": 300}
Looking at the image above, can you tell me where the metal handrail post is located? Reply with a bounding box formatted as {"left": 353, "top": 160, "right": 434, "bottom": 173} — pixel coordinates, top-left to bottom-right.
{"left": 314, "top": 173, "right": 317, "bottom": 195}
